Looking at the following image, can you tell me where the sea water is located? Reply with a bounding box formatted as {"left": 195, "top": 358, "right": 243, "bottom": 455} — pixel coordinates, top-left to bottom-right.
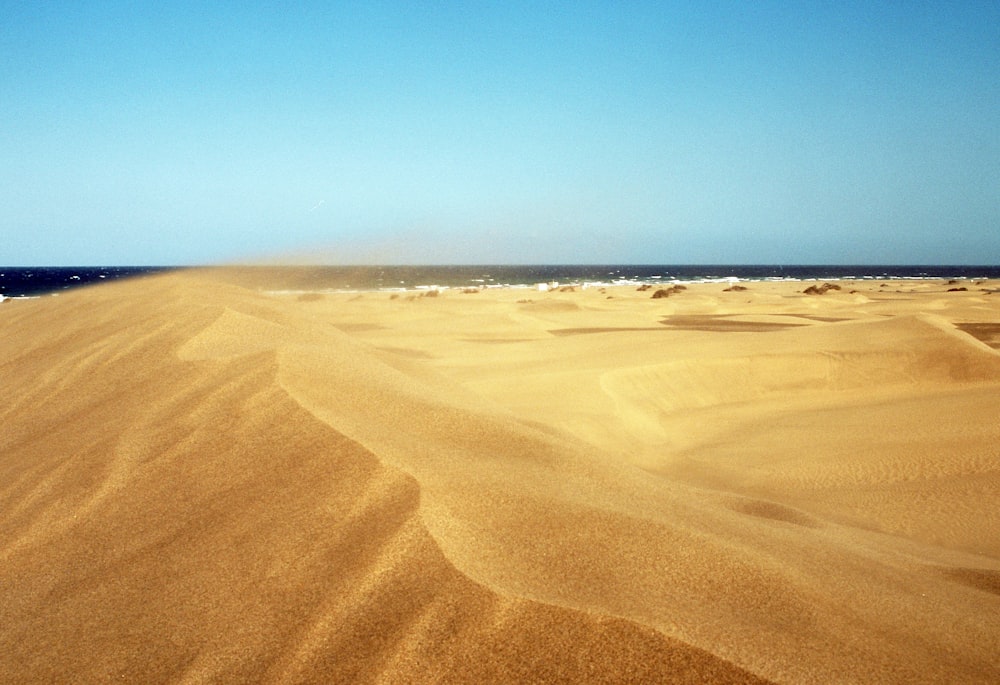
{"left": 1, "top": 264, "right": 998, "bottom": 298}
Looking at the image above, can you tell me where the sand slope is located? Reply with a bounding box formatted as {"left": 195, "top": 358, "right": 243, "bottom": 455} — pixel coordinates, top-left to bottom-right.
{"left": 2, "top": 271, "right": 999, "bottom": 683}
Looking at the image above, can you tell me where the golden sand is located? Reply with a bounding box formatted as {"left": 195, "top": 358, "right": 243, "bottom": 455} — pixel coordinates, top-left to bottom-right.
{"left": 2, "top": 271, "right": 998, "bottom": 683}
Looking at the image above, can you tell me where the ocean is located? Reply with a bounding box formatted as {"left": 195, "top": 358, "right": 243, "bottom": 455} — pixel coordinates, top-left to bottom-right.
{"left": 0, "top": 266, "right": 178, "bottom": 298}
{"left": 1, "top": 265, "right": 998, "bottom": 298}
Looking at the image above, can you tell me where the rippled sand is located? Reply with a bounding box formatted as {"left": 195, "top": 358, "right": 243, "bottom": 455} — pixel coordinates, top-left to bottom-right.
{"left": 2, "top": 271, "right": 999, "bottom": 683}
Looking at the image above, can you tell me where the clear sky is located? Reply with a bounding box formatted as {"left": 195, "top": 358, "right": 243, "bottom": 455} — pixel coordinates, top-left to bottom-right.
{"left": 2, "top": 1, "right": 998, "bottom": 265}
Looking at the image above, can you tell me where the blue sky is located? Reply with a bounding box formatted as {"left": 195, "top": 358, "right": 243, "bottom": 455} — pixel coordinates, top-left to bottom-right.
{"left": 2, "top": 1, "right": 998, "bottom": 265}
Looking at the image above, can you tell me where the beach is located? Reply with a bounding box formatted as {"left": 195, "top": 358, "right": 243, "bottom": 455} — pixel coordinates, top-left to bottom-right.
{"left": 2, "top": 269, "right": 999, "bottom": 684}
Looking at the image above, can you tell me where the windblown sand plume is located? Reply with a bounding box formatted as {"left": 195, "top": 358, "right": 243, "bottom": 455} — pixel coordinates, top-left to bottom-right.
{"left": 2, "top": 271, "right": 999, "bottom": 683}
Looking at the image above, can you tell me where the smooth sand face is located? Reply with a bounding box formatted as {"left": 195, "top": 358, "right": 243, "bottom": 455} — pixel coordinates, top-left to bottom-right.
{"left": 2, "top": 271, "right": 999, "bottom": 684}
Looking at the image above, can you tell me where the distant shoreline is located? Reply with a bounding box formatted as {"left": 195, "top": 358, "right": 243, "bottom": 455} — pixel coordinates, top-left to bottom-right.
{"left": 3, "top": 264, "right": 998, "bottom": 298}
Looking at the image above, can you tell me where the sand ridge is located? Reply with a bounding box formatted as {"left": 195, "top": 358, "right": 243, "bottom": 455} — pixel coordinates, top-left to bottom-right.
{"left": 2, "top": 270, "right": 999, "bottom": 683}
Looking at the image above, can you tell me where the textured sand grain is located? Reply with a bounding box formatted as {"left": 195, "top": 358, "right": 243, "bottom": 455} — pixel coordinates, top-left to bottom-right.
{"left": 2, "top": 272, "right": 998, "bottom": 683}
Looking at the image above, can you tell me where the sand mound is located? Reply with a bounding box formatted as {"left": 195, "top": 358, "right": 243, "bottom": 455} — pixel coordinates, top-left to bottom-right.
{"left": 518, "top": 298, "right": 582, "bottom": 312}
{"left": 602, "top": 314, "right": 1000, "bottom": 420}
{"left": 0, "top": 274, "right": 765, "bottom": 684}
{"left": 3, "top": 272, "right": 999, "bottom": 684}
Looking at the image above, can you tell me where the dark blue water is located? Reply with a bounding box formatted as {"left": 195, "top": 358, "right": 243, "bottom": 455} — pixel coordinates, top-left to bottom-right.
{"left": 1, "top": 265, "right": 998, "bottom": 298}
{"left": 0, "top": 267, "right": 177, "bottom": 297}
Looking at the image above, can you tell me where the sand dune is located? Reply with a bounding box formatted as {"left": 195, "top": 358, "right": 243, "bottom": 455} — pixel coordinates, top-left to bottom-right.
{"left": 2, "top": 272, "right": 999, "bottom": 683}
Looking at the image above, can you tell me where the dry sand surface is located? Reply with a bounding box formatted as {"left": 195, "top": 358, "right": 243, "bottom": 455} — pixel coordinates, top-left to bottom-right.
{"left": 2, "top": 270, "right": 1000, "bottom": 684}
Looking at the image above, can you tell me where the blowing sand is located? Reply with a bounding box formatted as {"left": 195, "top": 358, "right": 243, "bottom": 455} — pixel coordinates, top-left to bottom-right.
{"left": 2, "top": 271, "right": 999, "bottom": 684}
